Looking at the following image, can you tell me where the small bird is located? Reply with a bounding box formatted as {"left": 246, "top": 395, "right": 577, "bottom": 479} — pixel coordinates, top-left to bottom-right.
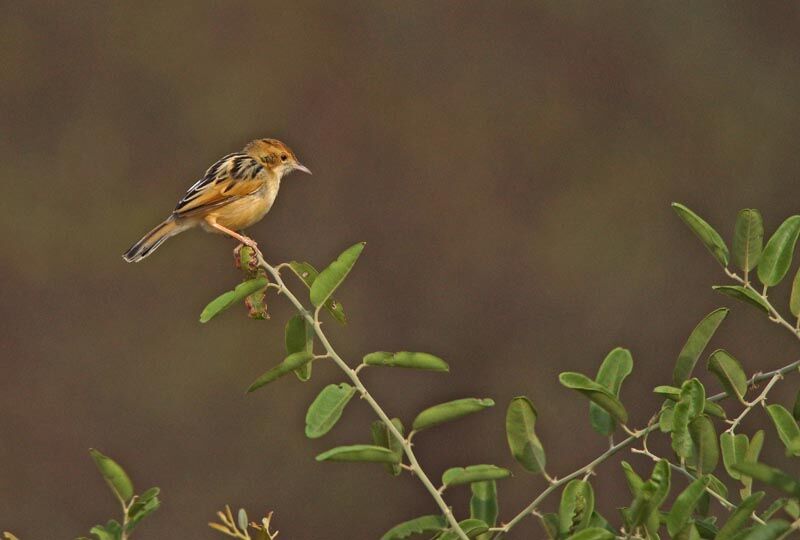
{"left": 123, "top": 138, "right": 310, "bottom": 262}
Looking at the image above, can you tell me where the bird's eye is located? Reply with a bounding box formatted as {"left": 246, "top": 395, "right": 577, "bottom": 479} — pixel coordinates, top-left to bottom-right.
{"left": 280, "top": 154, "right": 288, "bottom": 162}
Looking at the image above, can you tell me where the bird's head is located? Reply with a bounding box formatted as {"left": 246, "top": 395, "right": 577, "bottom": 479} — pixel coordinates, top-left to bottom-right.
{"left": 244, "top": 138, "right": 311, "bottom": 178}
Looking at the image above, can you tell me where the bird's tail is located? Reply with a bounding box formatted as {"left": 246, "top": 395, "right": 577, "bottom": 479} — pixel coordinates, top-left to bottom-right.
{"left": 123, "top": 215, "right": 189, "bottom": 262}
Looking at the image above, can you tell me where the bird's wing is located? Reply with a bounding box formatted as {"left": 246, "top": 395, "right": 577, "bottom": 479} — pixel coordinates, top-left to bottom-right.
{"left": 173, "top": 153, "right": 265, "bottom": 218}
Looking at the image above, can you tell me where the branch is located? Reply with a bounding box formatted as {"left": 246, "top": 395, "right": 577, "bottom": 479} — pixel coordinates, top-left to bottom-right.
{"left": 253, "top": 249, "right": 469, "bottom": 540}
{"left": 494, "top": 266, "right": 800, "bottom": 539}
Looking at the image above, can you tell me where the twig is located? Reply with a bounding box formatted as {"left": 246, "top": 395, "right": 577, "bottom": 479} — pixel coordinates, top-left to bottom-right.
{"left": 725, "top": 372, "right": 782, "bottom": 434}
{"left": 630, "top": 447, "right": 766, "bottom": 524}
{"left": 494, "top": 266, "right": 800, "bottom": 539}
{"left": 253, "top": 248, "right": 468, "bottom": 540}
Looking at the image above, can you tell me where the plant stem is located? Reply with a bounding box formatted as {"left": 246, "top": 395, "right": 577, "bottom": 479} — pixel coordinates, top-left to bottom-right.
{"left": 630, "top": 447, "right": 766, "bottom": 525}
{"left": 493, "top": 424, "right": 657, "bottom": 538}
{"left": 254, "top": 250, "right": 468, "bottom": 540}
{"left": 725, "top": 372, "right": 782, "bottom": 434}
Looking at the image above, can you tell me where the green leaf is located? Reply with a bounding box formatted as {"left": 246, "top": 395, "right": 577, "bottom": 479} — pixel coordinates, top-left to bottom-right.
{"left": 649, "top": 459, "right": 672, "bottom": 510}
{"left": 674, "top": 523, "right": 701, "bottom": 540}
{"left": 721, "top": 432, "right": 749, "bottom": 480}
{"left": 89, "top": 449, "right": 134, "bottom": 504}
{"left": 673, "top": 308, "right": 729, "bottom": 385}
{"left": 712, "top": 286, "right": 770, "bottom": 313}
{"left": 370, "top": 418, "right": 405, "bottom": 476}
{"left": 564, "top": 528, "right": 615, "bottom": 540}
{"left": 90, "top": 521, "right": 122, "bottom": 540}
{"left": 672, "top": 379, "right": 706, "bottom": 459}
{"left": 505, "top": 396, "right": 546, "bottom": 474}
{"left": 590, "top": 348, "right": 633, "bottom": 436}
{"left": 441, "top": 465, "right": 511, "bottom": 487}
{"left": 470, "top": 481, "right": 498, "bottom": 529}
{"left": 285, "top": 314, "right": 313, "bottom": 381}
{"left": 558, "top": 372, "right": 628, "bottom": 424}
{"left": 315, "top": 444, "right": 400, "bottom": 464}
{"left": 716, "top": 492, "right": 765, "bottom": 540}
{"left": 703, "top": 400, "right": 727, "bottom": 419}
{"left": 380, "top": 515, "right": 447, "bottom": 540}
{"left": 539, "top": 512, "right": 561, "bottom": 540}
{"left": 765, "top": 404, "right": 800, "bottom": 456}
{"left": 672, "top": 203, "right": 730, "bottom": 267}
{"left": 757, "top": 215, "right": 800, "bottom": 286}
{"left": 689, "top": 415, "right": 719, "bottom": 474}
{"left": 247, "top": 351, "right": 314, "bottom": 392}
{"left": 659, "top": 401, "right": 675, "bottom": 432}
{"left": 732, "top": 462, "right": 800, "bottom": 497}
{"left": 740, "top": 520, "right": 791, "bottom": 540}
{"left": 790, "top": 268, "right": 800, "bottom": 318}
{"left": 733, "top": 209, "right": 764, "bottom": 272}
{"left": 305, "top": 383, "right": 356, "bottom": 438}
{"left": 625, "top": 481, "right": 657, "bottom": 529}
{"left": 707, "top": 349, "right": 748, "bottom": 401}
{"left": 558, "top": 480, "right": 595, "bottom": 535}
{"left": 667, "top": 476, "right": 711, "bottom": 536}
{"left": 620, "top": 461, "right": 644, "bottom": 495}
{"left": 288, "top": 261, "right": 347, "bottom": 323}
{"left": 126, "top": 487, "right": 160, "bottom": 530}
{"left": 793, "top": 389, "right": 800, "bottom": 422}
{"left": 411, "top": 398, "right": 495, "bottom": 432}
{"left": 309, "top": 242, "right": 365, "bottom": 307}
{"left": 740, "top": 430, "right": 765, "bottom": 498}
{"left": 363, "top": 351, "right": 449, "bottom": 372}
{"left": 438, "top": 519, "right": 489, "bottom": 540}
{"left": 200, "top": 277, "right": 268, "bottom": 323}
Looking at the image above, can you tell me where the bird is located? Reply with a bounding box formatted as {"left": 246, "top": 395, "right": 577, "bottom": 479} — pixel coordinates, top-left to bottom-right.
{"left": 123, "top": 138, "right": 310, "bottom": 262}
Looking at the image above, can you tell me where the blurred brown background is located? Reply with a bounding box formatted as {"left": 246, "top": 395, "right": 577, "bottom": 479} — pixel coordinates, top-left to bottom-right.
{"left": 3, "top": 2, "right": 800, "bottom": 538}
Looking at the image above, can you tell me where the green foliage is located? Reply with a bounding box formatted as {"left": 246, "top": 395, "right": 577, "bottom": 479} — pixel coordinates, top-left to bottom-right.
{"left": 80, "top": 450, "right": 160, "bottom": 540}
{"left": 673, "top": 308, "right": 728, "bottom": 385}
{"left": 589, "top": 348, "right": 633, "bottom": 436}
{"left": 707, "top": 349, "right": 748, "bottom": 401}
{"left": 505, "top": 396, "right": 546, "bottom": 474}
{"left": 757, "top": 215, "right": 800, "bottom": 286}
{"left": 60, "top": 205, "right": 800, "bottom": 540}
{"left": 247, "top": 351, "right": 315, "bottom": 392}
{"left": 672, "top": 202, "right": 730, "bottom": 267}
{"left": 363, "top": 351, "right": 449, "bottom": 371}
{"left": 411, "top": 398, "right": 495, "bottom": 431}
{"left": 558, "top": 372, "right": 628, "bottom": 424}
{"left": 766, "top": 404, "right": 800, "bottom": 456}
{"left": 558, "top": 480, "right": 595, "bottom": 536}
{"left": 89, "top": 449, "right": 134, "bottom": 504}
{"left": 469, "top": 481, "right": 498, "bottom": 536}
{"left": 309, "top": 242, "right": 365, "bottom": 307}
{"left": 732, "top": 209, "right": 764, "bottom": 272}
{"left": 305, "top": 383, "right": 356, "bottom": 438}
{"left": 441, "top": 465, "right": 511, "bottom": 487}
{"left": 315, "top": 444, "right": 400, "bottom": 464}
{"left": 712, "top": 285, "right": 772, "bottom": 313}
{"left": 200, "top": 277, "right": 268, "bottom": 323}
{"left": 370, "top": 418, "right": 405, "bottom": 476}
{"left": 287, "top": 261, "right": 347, "bottom": 322}
{"left": 380, "top": 515, "right": 447, "bottom": 540}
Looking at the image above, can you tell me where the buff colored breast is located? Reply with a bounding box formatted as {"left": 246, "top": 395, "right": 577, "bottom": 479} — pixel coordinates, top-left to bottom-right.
{"left": 201, "top": 180, "right": 281, "bottom": 232}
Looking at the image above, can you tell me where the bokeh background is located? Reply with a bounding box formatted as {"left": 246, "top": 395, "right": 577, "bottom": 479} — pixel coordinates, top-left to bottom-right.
{"left": 3, "top": 2, "right": 800, "bottom": 538}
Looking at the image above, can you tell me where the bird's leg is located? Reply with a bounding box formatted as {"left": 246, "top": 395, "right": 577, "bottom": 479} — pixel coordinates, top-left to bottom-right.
{"left": 205, "top": 218, "right": 258, "bottom": 249}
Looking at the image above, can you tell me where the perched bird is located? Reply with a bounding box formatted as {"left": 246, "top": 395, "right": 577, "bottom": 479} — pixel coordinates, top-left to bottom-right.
{"left": 123, "top": 138, "right": 310, "bottom": 262}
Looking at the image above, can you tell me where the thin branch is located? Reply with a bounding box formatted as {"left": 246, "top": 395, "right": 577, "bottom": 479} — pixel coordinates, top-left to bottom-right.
{"left": 253, "top": 248, "right": 468, "bottom": 540}
{"left": 495, "top": 265, "right": 800, "bottom": 539}
{"left": 631, "top": 447, "right": 766, "bottom": 525}
{"left": 725, "top": 372, "right": 782, "bottom": 433}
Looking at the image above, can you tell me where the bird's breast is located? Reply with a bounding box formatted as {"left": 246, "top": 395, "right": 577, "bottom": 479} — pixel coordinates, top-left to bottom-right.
{"left": 207, "top": 181, "right": 280, "bottom": 231}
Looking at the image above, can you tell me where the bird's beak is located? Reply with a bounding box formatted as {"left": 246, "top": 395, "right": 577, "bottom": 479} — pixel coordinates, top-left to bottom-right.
{"left": 294, "top": 163, "right": 312, "bottom": 175}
